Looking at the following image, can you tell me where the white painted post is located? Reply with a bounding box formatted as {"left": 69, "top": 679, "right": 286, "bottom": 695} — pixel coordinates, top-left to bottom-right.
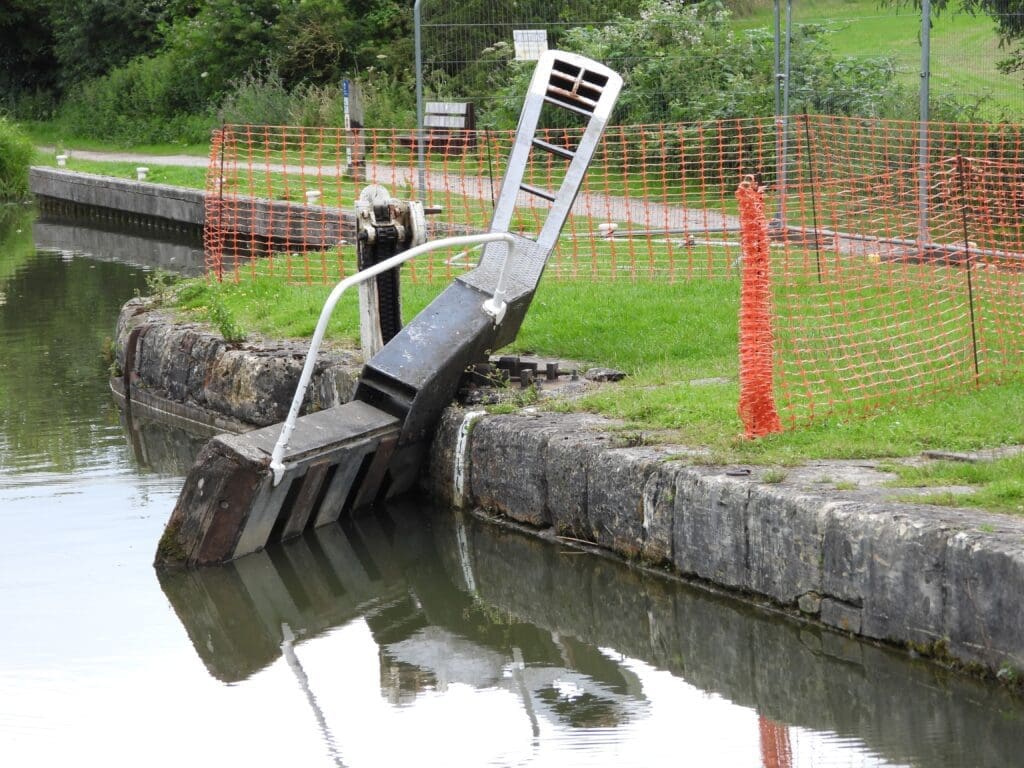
{"left": 358, "top": 281, "right": 385, "bottom": 360}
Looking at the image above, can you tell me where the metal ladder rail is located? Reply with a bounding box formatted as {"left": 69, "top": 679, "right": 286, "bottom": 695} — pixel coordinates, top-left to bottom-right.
{"left": 488, "top": 51, "right": 622, "bottom": 256}
{"left": 269, "top": 231, "right": 515, "bottom": 486}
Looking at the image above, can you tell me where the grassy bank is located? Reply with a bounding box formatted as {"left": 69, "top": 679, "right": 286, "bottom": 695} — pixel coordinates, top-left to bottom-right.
{"left": 159, "top": 263, "right": 1024, "bottom": 515}
{"left": 33, "top": 152, "right": 208, "bottom": 189}
{"left": 34, "top": 141, "right": 1024, "bottom": 515}
{"left": 735, "top": 0, "right": 1022, "bottom": 118}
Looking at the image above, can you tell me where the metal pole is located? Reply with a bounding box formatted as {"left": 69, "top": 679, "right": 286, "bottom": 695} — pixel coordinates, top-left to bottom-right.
{"left": 342, "top": 78, "right": 353, "bottom": 172}
{"left": 414, "top": 0, "right": 427, "bottom": 197}
{"left": 777, "top": 0, "right": 793, "bottom": 229}
{"left": 773, "top": 0, "right": 782, "bottom": 118}
{"left": 918, "top": 0, "right": 931, "bottom": 246}
{"left": 955, "top": 155, "right": 981, "bottom": 382}
{"left": 773, "top": 0, "right": 783, "bottom": 221}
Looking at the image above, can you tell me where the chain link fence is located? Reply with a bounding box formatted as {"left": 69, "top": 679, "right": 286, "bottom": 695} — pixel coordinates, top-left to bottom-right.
{"left": 414, "top": 0, "right": 1024, "bottom": 125}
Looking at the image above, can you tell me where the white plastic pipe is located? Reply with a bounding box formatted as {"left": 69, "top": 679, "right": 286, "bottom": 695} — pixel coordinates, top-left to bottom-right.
{"left": 269, "top": 231, "right": 515, "bottom": 485}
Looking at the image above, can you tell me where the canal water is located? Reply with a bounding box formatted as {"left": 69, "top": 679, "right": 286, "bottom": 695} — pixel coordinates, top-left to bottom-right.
{"left": 2, "top": 204, "right": 1024, "bottom": 767}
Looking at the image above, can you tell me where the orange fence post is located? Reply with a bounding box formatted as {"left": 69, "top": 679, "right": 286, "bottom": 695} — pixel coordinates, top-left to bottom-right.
{"left": 737, "top": 176, "right": 782, "bottom": 438}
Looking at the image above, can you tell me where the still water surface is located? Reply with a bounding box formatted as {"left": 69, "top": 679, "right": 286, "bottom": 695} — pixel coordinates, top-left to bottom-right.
{"left": 2, "top": 205, "right": 1024, "bottom": 767}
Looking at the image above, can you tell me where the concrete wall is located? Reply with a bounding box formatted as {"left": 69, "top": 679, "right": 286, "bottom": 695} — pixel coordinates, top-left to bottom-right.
{"left": 29, "top": 167, "right": 357, "bottom": 247}
{"left": 31, "top": 167, "right": 205, "bottom": 225}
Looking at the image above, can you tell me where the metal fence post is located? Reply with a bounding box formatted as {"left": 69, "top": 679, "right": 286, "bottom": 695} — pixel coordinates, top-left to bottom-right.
{"left": 918, "top": 0, "right": 932, "bottom": 246}
{"left": 414, "top": 0, "right": 427, "bottom": 197}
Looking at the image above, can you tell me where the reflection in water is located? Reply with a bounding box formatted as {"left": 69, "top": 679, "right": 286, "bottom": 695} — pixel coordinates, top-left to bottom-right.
{"left": 34, "top": 206, "right": 205, "bottom": 275}
{"left": 0, "top": 206, "right": 149, "bottom": 476}
{"left": 160, "top": 501, "right": 1024, "bottom": 768}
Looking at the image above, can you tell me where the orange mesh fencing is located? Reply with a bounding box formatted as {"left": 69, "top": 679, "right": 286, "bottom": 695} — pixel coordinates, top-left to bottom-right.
{"left": 764, "top": 115, "right": 1024, "bottom": 427}
{"left": 203, "top": 121, "right": 769, "bottom": 284}
{"left": 205, "top": 116, "right": 1024, "bottom": 430}
{"left": 737, "top": 177, "right": 782, "bottom": 438}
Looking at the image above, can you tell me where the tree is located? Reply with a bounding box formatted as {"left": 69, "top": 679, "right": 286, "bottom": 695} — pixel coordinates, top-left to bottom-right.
{"left": 0, "top": 0, "right": 58, "bottom": 102}
{"left": 48, "top": 0, "right": 172, "bottom": 88}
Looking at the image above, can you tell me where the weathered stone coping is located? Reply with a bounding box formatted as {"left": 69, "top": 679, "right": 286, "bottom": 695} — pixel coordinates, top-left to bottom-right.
{"left": 114, "top": 300, "right": 1024, "bottom": 684}
{"left": 423, "top": 408, "right": 1024, "bottom": 682}
{"left": 114, "top": 298, "right": 362, "bottom": 432}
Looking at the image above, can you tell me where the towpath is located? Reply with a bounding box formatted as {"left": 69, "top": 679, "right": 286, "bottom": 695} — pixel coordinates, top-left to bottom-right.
{"left": 44, "top": 147, "right": 742, "bottom": 234}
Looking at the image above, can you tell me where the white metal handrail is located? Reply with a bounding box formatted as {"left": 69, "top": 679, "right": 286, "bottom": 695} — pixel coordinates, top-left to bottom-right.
{"left": 269, "top": 231, "right": 516, "bottom": 485}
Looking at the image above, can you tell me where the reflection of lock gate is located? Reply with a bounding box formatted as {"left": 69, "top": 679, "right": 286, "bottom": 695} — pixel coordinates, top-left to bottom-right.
{"left": 157, "top": 51, "right": 623, "bottom": 567}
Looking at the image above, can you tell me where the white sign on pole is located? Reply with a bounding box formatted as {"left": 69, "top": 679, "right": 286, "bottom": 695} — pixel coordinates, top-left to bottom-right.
{"left": 513, "top": 30, "right": 548, "bottom": 61}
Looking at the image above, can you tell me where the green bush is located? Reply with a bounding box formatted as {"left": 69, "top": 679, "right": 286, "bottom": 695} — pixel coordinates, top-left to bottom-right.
{"left": 58, "top": 52, "right": 217, "bottom": 144}
{"left": 217, "top": 68, "right": 295, "bottom": 126}
{"left": 0, "top": 117, "right": 32, "bottom": 201}
{"left": 357, "top": 70, "right": 416, "bottom": 129}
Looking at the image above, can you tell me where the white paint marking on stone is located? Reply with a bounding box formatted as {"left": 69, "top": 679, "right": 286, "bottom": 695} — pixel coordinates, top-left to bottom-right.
{"left": 642, "top": 474, "right": 659, "bottom": 538}
{"left": 453, "top": 409, "right": 486, "bottom": 508}
{"left": 454, "top": 511, "right": 478, "bottom": 594}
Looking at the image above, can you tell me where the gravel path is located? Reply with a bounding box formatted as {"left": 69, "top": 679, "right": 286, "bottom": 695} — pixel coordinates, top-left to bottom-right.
{"left": 46, "top": 147, "right": 742, "bottom": 233}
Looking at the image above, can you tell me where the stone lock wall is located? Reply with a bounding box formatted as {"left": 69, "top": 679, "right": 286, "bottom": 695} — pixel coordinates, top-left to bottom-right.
{"left": 425, "top": 408, "right": 1024, "bottom": 680}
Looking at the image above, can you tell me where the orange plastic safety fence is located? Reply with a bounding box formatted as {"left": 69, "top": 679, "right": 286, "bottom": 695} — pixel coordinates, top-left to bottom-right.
{"left": 203, "top": 121, "right": 767, "bottom": 284}
{"left": 770, "top": 115, "right": 1024, "bottom": 427}
{"left": 203, "top": 116, "right": 1024, "bottom": 431}
{"left": 737, "top": 177, "right": 782, "bottom": 438}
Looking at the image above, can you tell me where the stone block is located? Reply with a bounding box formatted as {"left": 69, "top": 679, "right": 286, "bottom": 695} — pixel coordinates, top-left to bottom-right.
{"left": 745, "top": 486, "right": 826, "bottom": 603}
{"left": 543, "top": 416, "right": 614, "bottom": 539}
{"left": 640, "top": 462, "right": 679, "bottom": 565}
{"left": 821, "top": 597, "right": 863, "bottom": 634}
{"left": 823, "top": 504, "right": 948, "bottom": 646}
{"left": 586, "top": 448, "right": 662, "bottom": 557}
{"left": 944, "top": 528, "right": 1024, "bottom": 669}
{"left": 672, "top": 469, "right": 751, "bottom": 590}
{"left": 468, "top": 413, "right": 568, "bottom": 526}
{"left": 798, "top": 592, "right": 822, "bottom": 615}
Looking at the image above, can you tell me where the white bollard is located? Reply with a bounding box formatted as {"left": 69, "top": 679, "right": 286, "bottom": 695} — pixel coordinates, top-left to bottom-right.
{"left": 56, "top": 154, "right": 68, "bottom": 167}
{"left": 305, "top": 189, "right": 322, "bottom": 204}
{"left": 136, "top": 167, "right": 149, "bottom": 181}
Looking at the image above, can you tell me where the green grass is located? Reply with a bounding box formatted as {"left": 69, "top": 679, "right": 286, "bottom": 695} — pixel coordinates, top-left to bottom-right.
{"left": 162, "top": 263, "right": 1024, "bottom": 484}
{"left": 887, "top": 453, "right": 1024, "bottom": 514}
{"left": 32, "top": 151, "right": 209, "bottom": 189}
{"left": 23, "top": 122, "right": 211, "bottom": 157}
{"left": 734, "top": 0, "right": 1024, "bottom": 118}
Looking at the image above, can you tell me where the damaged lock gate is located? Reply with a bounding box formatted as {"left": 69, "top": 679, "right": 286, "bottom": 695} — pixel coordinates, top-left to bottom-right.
{"left": 156, "top": 51, "right": 622, "bottom": 567}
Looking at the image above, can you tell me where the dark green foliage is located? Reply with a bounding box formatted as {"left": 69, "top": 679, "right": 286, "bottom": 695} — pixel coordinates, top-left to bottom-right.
{"left": 0, "top": 0, "right": 59, "bottom": 104}
{"left": 48, "top": 0, "right": 171, "bottom": 88}
{"left": 0, "top": 118, "right": 32, "bottom": 201}
{"left": 483, "top": 1, "right": 905, "bottom": 127}
{"left": 19, "top": 0, "right": 417, "bottom": 141}
{"left": 58, "top": 53, "right": 217, "bottom": 144}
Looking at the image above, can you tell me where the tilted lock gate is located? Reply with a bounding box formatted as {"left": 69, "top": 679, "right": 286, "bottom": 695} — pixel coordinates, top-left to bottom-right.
{"left": 157, "top": 51, "right": 622, "bottom": 567}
